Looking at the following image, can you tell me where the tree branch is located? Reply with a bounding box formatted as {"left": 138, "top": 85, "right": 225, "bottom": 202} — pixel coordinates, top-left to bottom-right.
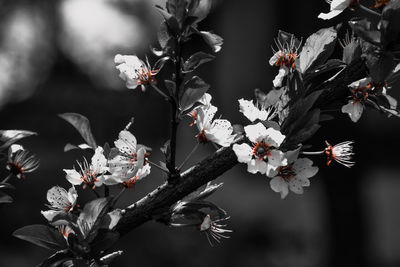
{"left": 115, "top": 58, "right": 368, "bottom": 236}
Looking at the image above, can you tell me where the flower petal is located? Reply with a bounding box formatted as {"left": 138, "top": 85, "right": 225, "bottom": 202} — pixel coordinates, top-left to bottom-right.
{"left": 91, "top": 146, "right": 108, "bottom": 174}
{"left": 293, "top": 158, "right": 319, "bottom": 179}
{"left": 270, "top": 177, "right": 289, "bottom": 199}
{"left": 317, "top": 9, "right": 343, "bottom": 20}
{"left": 64, "top": 169, "right": 82, "bottom": 185}
{"left": 115, "top": 130, "right": 137, "bottom": 155}
{"left": 244, "top": 123, "right": 268, "bottom": 143}
{"left": 268, "top": 149, "right": 287, "bottom": 168}
{"left": 247, "top": 159, "right": 267, "bottom": 174}
{"left": 263, "top": 127, "right": 285, "bottom": 147}
{"left": 273, "top": 67, "right": 289, "bottom": 87}
{"left": 233, "top": 143, "right": 253, "bottom": 163}
{"left": 341, "top": 101, "right": 364, "bottom": 122}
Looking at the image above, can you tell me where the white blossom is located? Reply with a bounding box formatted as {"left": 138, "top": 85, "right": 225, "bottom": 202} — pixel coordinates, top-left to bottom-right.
{"left": 114, "top": 54, "right": 158, "bottom": 91}
{"left": 41, "top": 186, "right": 78, "bottom": 222}
{"left": 238, "top": 98, "right": 275, "bottom": 122}
{"left": 195, "top": 104, "right": 236, "bottom": 147}
{"left": 325, "top": 140, "right": 355, "bottom": 168}
{"left": 199, "top": 214, "right": 232, "bottom": 246}
{"left": 318, "top": 0, "right": 356, "bottom": 20}
{"left": 233, "top": 122, "right": 287, "bottom": 175}
{"left": 6, "top": 144, "right": 39, "bottom": 179}
{"left": 103, "top": 130, "right": 151, "bottom": 186}
{"left": 64, "top": 146, "right": 108, "bottom": 189}
{"left": 268, "top": 149, "right": 318, "bottom": 199}
{"left": 341, "top": 78, "right": 371, "bottom": 122}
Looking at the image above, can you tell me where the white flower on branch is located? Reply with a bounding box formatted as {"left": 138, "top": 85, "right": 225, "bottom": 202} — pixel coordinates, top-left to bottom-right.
{"left": 238, "top": 98, "right": 276, "bottom": 122}
{"left": 268, "top": 149, "right": 318, "bottom": 199}
{"left": 64, "top": 146, "right": 108, "bottom": 189}
{"left": 114, "top": 54, "right": 159, "bottom": 91}
{"left": 6, "top": 144, "right": 39, "bottom": 179}
{"left": 195, "top": 103, "right": 236, "bottom": 147}
{"left": 41, "top": 186, "right": 78, "bottom": 222}
{"left": 318, "top": 0, "right": 359, "bottom": 20}
{"left": 199, "top": 214, "right": 232, "bottom": 246}
{"left": 324, "top": 140, "right": 355, "bottom": 168}
{"left": 188, "top": 93, "right": 213, "bottom": 126}
{"left": 341, "top": 77, "right": 371, "bottom": 122}
{"left": 104, "top": 130, "right": 151, "bottom": 187}
{"left": 269, "top": 35, "right": 301, "bottom": 88}
{"left": 233, "top": 123, "right": 287, "bottom": 175}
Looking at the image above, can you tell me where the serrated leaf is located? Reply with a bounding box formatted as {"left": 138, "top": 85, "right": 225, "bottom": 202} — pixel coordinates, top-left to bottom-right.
{"left": 298, "top": 27, "right": 337, "bottom": 74}
{"left": 13, "top": 225, "right": 67, "bottom": 251}
{"left": 182, "top": 52, "right": 215, "bottom": 73}
{"left": 59, "top": 113, "right": 97, "bottom": 149}
{"left": 180, "top": 76, "right": 210, "bottom": 112}
{"left": 0, "top": 130, "right": 37, "bottom": 151}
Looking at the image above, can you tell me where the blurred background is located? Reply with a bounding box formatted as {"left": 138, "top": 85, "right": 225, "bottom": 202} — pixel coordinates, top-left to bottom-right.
{"left": 0, "top": 0, "right": 400, "bottom": 266}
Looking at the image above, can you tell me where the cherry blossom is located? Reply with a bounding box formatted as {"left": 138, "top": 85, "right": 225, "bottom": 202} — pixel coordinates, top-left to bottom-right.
{"left": 199, "top": 214, "right": 232, "bottom": 246}
{"left": 233, "top": 123, "right": 287, "bottom": 175}
{"left": 268, "top": 149, "right": 318, "bottom": 199}
{"left": 238, "top": 98, "right": 275, "bottom": 122}
{"left": 114, "top": 54, "right": 158, "bottom": 91}
{"left": 195, "top": 103, "right": 236, "bottom": 147}
{"left": 41, "top": 186, "right": 78, "bottom": 222}
{"left": 324, "top": 140, "right": 355, "bottom": 168}
{"left": 64, "top": 146, "right": 108, "bottom": 189}
{"left": 6, "top": 144, "right": 39, "bottom": 179}
{"left": 341, "top": 77, "right": 371, "bottom": 122}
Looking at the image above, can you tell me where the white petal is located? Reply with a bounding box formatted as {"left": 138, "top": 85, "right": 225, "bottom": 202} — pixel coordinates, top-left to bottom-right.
{"left": 268, "top": 149, "right": 287, "bottom": 168}
{"left": 41, "top": 210, "right": 61, "bottom": 222}
{"left": 91, "top": 146, "right": 108, "bottom": 174}
{"left": 293, "top": 158, "right": 319, "bottom": 179}
{"left": 263, "top": 127, "right": 285, "bottom": 147}
{"left": 198, "top": 93, "right": 212, "bottom": 107}
{"left": 270, "top": 177, "right": 289, "bottom": 199}
{"left": 233, "top": 143, "right": 253, "bottom": 163}
{"left": 288, "top": 177, "right": 306, "bottom": 194}
{"left": 269, "top": 51, "right": 282, "bottom": 66}
{"left": 341, "top": 101, "right": 364, "bottom": 122}
{"left": 238, "top": 99, "right": 262, "bottom": 122}
{"left": 317, "top": 9, "right": 343, "bottom": 20}
{"left": 64, "top": 169, "right": 82, "bottom": 185}
{"left": 115, "top": 130, "right": 137, "bottom": 155}
{"left": 206, "top": 119, "right": 235, "bottom": 147}
{"left": 67, "top": 187, "right": 78, "bottom": 207}
{"left": 244, "top": 123, "right": 268, "bottom": 143}
{"left": 273, "top": 67, "right": 289, "bottom": 87}
{"left": 348, "top": 77, "right": 371, "bottom": 88}
{"left": 330, "top": 0, "right": 350, "bottom": 11}
{"left": 47, "top": 186, "right": 68, "bottom": 208}
{"left": 247, "top": 159, "right": 267, "bottom": 174}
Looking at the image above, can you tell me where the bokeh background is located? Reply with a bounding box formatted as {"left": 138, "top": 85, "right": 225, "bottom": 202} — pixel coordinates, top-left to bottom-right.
{"left": 0, "top": 0, "right": 400, "bottom": 266}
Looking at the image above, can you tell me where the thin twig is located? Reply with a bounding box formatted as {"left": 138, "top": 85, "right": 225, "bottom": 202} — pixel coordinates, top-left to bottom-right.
{"left": 358, "top": 4, "right": 381, "bottom": 17}
{"left": 178, "top": 143, "right": 199, "bottom": 170}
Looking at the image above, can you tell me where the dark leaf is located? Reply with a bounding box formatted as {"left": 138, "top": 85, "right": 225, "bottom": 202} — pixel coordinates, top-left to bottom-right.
{"left": 343, "top": 38, "right": 362, "bottom": 65}
{"left": 37, "top": 250, "right": 74, "bottom": 267}
{"left": 381, "top": 1, "right": 400, "bottom": 45}
{"left": 199, "top": 31, "right": 223, "bottom": 53}
{"left": 0, "top": 191, "right": 13, "bottom": 204}
{"left": 90, "top": 230, "right": 120, "bottom": 254}
{"left": 362, "top": 42, "right": 396, "bottom": 82}
{"left": 182, "top": 52, "right": 215, "bottom": 73}
{"left": 155, "top": 5, "right": 180, "bottom": 35}
{"left": 180, "top": 76, "right": 210, "bottom": 112}
{"left": 59, "top": 113, "right": 97, "bottom": 149}
{"left": 166, "top": 0, "right": 187, "bottom": 23}
{"left": 13, "top": 225, "right": 67, "bottom": 251}
{"left": 349, "top": 19, "right": 381, "bottom": 46}
{"left": 0, "top": 130, "right": 37, "bottom": 151}
{"left": 99, "top": 251, "right": 124, "bottom": 265}
{"left": 298, "top": 27, "right": 337, "bottom": 74}
{"left": 78, "top": 198, "right": 110, "bottom": 243}
{"left": 0, "top": 182, "right": 15, "bottom": 190}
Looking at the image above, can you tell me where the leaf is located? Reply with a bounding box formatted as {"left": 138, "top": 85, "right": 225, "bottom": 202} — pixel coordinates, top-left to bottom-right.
{"left": 99, "top": 251, "right": 124, "bottom": 265}
{"left": 0, "top": 191, "right": 13, "bottom": 204}
{"left": 0, "top": 182, "right": 15, "bottom": 190}
{"left": 199, "top": 31, "right": 223, "bottom": 53}
{"left": 180, "top": 76, "right": 210, "bottom": 112}
{"left": 382, "top": 1, "right": 400, "bottom": 45}
{"left": 349, "top": 19, "right": 381, "bottom": 46}
{"left": 155, "top": 5, "right": 180, "bottom": 36}
{"left": 298, "top": 27, "right": 337, "bottom": 74}
{"left": 166, "top": 0, "right": 187, "bottom": 23}
{"left": 63, "top": 143, "right": 92, "bottom": 152}
{"left": 363, "top": 45, "right": 396, "bottom": 82}
{"left": 182, "top": 52, "right": 215, "bottom": 73}
{"left": 99, "top": 209, "right": 123, "bottom": 231}
{"left": 37, "top": 250, "right": 74, "bottom": 267}
{"left": 78, "top": 197, "right": 110, "bottom": 243}
{"left": 0, "top": 130, "right": 37, "bottom": 151}
{"left": 90, "top": 230, "right": 120, "bottom": 254}
{"left": 59, "top": 113, "right": 97, "bottom": 149}
{"left": 154, "top": 56, "right": 170, "bottom": 72}
{"left": 13, "top": 225, "right": 67, "bottom": 251}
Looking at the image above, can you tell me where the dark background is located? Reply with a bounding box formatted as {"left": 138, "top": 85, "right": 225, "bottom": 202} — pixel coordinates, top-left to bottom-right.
{"left": 0, "top": 0, "right": 400, "bottom": 266}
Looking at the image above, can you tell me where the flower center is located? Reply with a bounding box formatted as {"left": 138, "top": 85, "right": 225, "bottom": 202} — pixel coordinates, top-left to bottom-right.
{"left": 196, "top": 130, "right": 208, "bottom": 144}
{"left": 275, "top": 52, "right": 297, "bottom": 69}
{"left": 351, "top": 85, "right": 370, "bottom": 103}
{"left": 253, "top": 142, "right": 271, "bottom": 160}
{"left": 278, "top": 165, "right": 296, "bottom": 180}
{"left": 371, "top": 0, "right": 389, "bottom": 8}
{"left": 7, "top": 162, "right": 25, "bottom": 178}
{"left": 123, "top": 176, "right": 138, "bottom": 188}
{"left": 81, "top": 171, "right": 98, "bottom": 189}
